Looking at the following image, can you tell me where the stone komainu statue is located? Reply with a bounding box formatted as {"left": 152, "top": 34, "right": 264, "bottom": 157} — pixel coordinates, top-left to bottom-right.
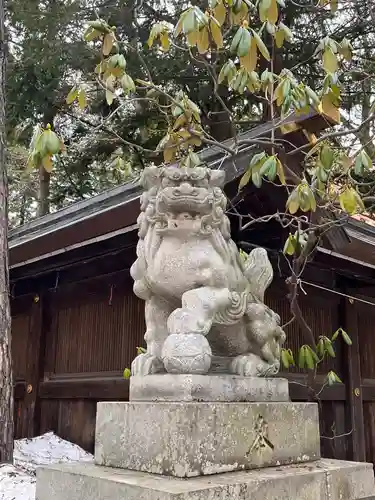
{"left": 130, "top": 165, "right": 286, "bottom": 377}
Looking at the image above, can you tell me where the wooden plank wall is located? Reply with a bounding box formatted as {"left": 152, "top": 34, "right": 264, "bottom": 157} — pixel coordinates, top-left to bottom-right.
{"left": 10, "top": 264, "right": 375, "bottom": 462}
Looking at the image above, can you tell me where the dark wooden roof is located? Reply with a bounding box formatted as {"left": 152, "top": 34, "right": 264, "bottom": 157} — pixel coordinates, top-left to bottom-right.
{"left": 8, "top": 109, "right": 343, "bottom": 269}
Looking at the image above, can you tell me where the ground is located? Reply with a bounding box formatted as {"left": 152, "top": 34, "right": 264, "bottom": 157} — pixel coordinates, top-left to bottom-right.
{"left": 0, "top": 432, "right": 93, "bottom": 500}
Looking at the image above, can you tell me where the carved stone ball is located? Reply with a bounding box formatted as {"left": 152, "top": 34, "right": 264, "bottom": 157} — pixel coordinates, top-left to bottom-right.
{"left": 162, "top": 334, "right": 212, "bottom": 374}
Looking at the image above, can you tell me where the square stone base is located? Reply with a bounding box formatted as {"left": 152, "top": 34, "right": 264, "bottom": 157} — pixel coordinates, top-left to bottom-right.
{"left": 36, "top": 459, "right": 375, "bottom": 500}
{"left": 95, "top": 401, "right": 320, "bottom": 477}
{"left": 130, "top": 375, "right": 289, "bottom": 402}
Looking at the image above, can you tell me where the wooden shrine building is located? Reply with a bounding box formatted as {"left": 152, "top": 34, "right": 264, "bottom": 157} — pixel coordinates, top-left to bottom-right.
{"left": 8, "top": 111, "right": 375, "bottom": 469}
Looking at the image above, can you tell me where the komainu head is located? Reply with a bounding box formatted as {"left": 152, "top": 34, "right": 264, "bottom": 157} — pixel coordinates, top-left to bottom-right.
{"left": 141, "top": 165, "right": 227, "bottom": 217}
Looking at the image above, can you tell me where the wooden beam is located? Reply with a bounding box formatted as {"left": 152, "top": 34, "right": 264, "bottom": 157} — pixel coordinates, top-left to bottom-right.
{"left": 38, "top": 373, "right": 345, "bottom": 402}
{"left": 39, "top": 375, "right": 129, "bottom": 400}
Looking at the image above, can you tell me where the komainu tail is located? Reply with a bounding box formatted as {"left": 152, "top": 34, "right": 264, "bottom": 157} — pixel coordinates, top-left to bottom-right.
{"left": 243, "top": 247, "right": 273, "bottom": 302}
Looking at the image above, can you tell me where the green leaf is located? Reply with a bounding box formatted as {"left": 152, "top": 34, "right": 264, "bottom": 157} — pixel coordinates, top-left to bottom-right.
{"left": 121, "top": 73, "right": 136, "bottom": 93}
{"left": 259, "top": 155, "right": 276, "bottom": 176}
{"left": 316, "top": 337, "right": 325, "bottom": 358}
{"left": 252, "top": 169, "right": 262, "bottom": 188}
{"left": 286, "top": 188, "right": 300, "bottom": 214}
{"left": 360, "top": 150, "right": 372, "bottom": 170}
{"left": 281, "top": 349, "right": 290, "bottom": 369}
{"left": 287, "top": 349, "right": 295, "bottom": 366}
{"left": 238, "top": 29, "right": 252, "bottom": 57}
{"left": 327, "top": 371, "right": 336, "bottom": 386}
{"left": 251, "top": 29, "right": 271, "bottom": 61}
{"left": 137, "top": 346, "right": 146, "bottom": 355}
{"left": 230, "top": 26, "right": 244, "bottom": 53}
{"left": 298, "top": 346, "right": 306, "bottom": 369}
{"left": 250, "top": 151, "right": 267, "bottom": 167}
{"left": 123, "top": 368, "right": 131, "bottom": 379}
{"left": 218, "top": 60, "right": 236, "bottom": 84}
{"left": 324, "top": 337, "right": 336, "bottom": 358}
{"left": 304, "top": 346, "right": 315, "bottom": 370}
{"left": 331, "top": 328, "right": 340, "bottom": 341}
{"left": 78, "top": 88, "right": 87, "bottom": 110}
{"left": 341, "top": 329, "right": 352, "bottom": 346}
{"left": 283, "top": 234, "right": 297, "bottom": 256}
{"left": 320, "top": 144, "right": 334, "bottom": 170}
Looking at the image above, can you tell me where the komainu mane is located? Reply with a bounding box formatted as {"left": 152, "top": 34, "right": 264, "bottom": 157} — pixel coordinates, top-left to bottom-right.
{"left": 131, "top": 165, "right": 285, "bottom": 377}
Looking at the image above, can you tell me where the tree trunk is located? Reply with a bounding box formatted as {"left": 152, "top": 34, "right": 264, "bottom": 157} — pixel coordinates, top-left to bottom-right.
{"left": 0, "top": 0, "right": 14, "bottom": 463}
{"left": 37, "top": 164, "right": 50, "bottom": 217}
{"left": 37, "top": 109, "right": 57, "bottom": 217}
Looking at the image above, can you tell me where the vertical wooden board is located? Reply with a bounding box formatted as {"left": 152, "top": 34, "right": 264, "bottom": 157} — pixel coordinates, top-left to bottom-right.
{"left": 56, "top": 400, "right": 97, "bottom": 453}
{"left": 319, "top": 401, "right": 349, "bottom": 460}
{"left": 47, "top": 284, "right": 145, "bottom": 376}
{"left": 344, "top": 297, "right": 366, "bottom": 462}
{"left": 356, "top": 301, "right": 375, "bottom": 379}
{"left": 11, "top": 313, "right": 30, "bottom": 381}
{"left": 267, "top": 284, "right": 342, "bottom": 376}
{"left": 23, "top": 298, "right": 44, "bottom": 437}
{"left": 363, "top": 402, "right": 375, "bottom": 466}
{"left": 39, "top": 399, "right": 59, "bottom": 436}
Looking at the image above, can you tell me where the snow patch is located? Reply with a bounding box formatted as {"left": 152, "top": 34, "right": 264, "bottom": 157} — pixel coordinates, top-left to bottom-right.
{"left": 0, "top": 432, "right": 93, "bottom": 500}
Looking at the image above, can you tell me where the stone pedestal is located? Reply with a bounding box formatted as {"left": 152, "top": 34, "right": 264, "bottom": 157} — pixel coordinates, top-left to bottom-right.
{"left": 35, "top": 379, "right": 375, "bottom": 500}
{"left": 130, "top": 374, "right": 289, "bottom": 402}
{"left": 36, "top": 459, "right": 375, "bottom": 500}
{"left": 95, "top": 401, "right": 320, "bottom": 477}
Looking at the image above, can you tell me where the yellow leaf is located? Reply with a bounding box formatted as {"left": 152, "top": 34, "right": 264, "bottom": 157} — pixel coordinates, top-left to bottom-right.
{"left": 106, "top": 88, "right": 114, "bottom": 105}
{"left": 322, "top": 48, "right": 338, "bottom": 74}
{"left": 275, "top": 29, "right": 285, "bottom": 48}
{"left": 172, "top": 114, "right": 187, "bottom": 131}
{"left": 286, "top": 189, "right": 300, "bottom": 214}
{"left": 280, "top": 122, "right": 300, "bottom": 134}
{"left": 302, "top": 129, "right": 317, "bottom": 145}
{"left": 339, "top": 188, "right": 357, "bottom": 215}
{"left": 197, "top": 27, "right": 209, "bottom": 53}
{"left": 103, "top": 32, "right": 115, "bottom": 56}
{"left": 42, "top": 155, "right": 53, "bottom": 173}
{"left": 273, "top": 81, "right": 284, "bottom": 105}
{"left": 110, "top": 66, "right": 123, "bottom": 78}
{"left": 240, "top": 38, "right": 257, "bottom": 72}
{"left": 238, "top": 167, "right": 252, "bottom": 191}
{"left": 320, "top": 93, "right": 341, "bottom": 123}
{"left": 231, "top": 2, "right": 248, "bottom": 25}
{"left": 267, "top": 0, "right": 278, "bottom": 24}
{"left": 66, "top": 87, "right": 78, "bottom": 105}
{"left": 160, "top": 32, "right": 170, "bottom": 51}
{"left": 276, "top": 158, "right": 286, "bottom": 185}
{"left": 164, "top": 145, "right": 176, "bottom": 163}
{"left": 78, "top": 89, "right": 87, "bottom": 110}
{"left": 214, "top": 2, "right": 227, "bottom": 25}
{"left": 341, "top": 154, "right": 353, "bottom": 172}
{"left": 330, "top": 0, "right": 338, "bottom": 12}
{"left": 210, "top": 19, "right": 223, "bottom": 48}
{"left": 252, "top": 30, "right": 270, "bottom": 61}
{"left": 187, "top": 30, "right": 199, "bottom": 47}
{"left": 148, "top": 31, "right": 156, "bottom": 48}
{"left": 84, "top": 28, "right": 101, "bottom": 42}
{"left": 174, "top": 15, "right": 184, "bottom": 36}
